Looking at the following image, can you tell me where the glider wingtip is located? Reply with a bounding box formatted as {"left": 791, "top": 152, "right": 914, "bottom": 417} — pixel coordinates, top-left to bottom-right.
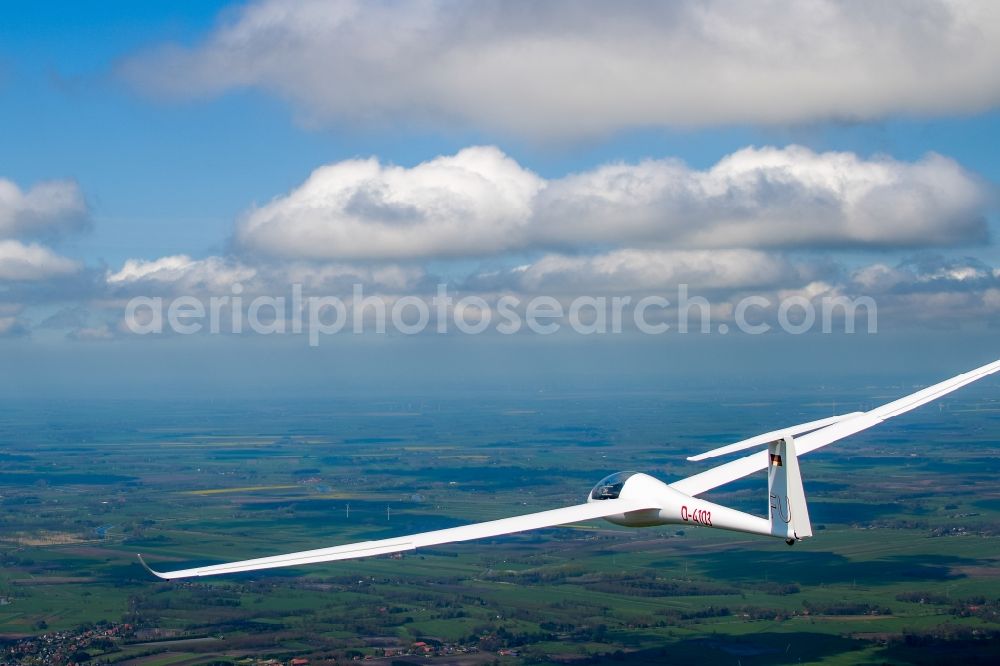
{"left": 137, "top": 553, "right": 170, "bottom": 580}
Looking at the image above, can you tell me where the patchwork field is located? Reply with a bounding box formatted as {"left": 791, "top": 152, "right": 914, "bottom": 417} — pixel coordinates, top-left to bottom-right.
{"left": 0, "top": 382, "right": 998, "bottom": 664}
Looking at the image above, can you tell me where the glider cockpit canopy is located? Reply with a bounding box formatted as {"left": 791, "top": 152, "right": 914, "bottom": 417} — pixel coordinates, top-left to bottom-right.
{"left": 590, "top": 471, "right": 639, "bottom": 500}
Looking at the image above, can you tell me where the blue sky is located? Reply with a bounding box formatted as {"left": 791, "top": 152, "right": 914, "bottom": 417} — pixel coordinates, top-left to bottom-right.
{"left": 1, "top": 1, "right": 999, "bottom": 397}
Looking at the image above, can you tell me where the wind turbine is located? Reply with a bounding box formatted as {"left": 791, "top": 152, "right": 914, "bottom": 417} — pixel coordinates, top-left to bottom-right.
{"left": 139, "top": 359, "right": 999, "bottom": 580}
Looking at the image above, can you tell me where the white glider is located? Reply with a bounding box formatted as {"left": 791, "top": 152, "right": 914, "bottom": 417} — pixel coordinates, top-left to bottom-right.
{"left": 140, "top": 359, "right": 999, "bottom": 580}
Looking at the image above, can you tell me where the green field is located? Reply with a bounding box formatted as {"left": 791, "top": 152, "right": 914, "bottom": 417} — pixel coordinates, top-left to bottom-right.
{"left": 0, "top": 385, "right": 998, "bottom": 664}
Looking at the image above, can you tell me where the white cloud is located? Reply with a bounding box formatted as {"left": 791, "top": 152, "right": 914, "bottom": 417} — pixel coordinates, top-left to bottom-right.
{"left": 775, "top": 281, "right": 840, "bottom": 303}
{"left": 844, "top": 256, "right": 1000, "bottom": 325}
{"left": 121, "top": 0, "right": 1000, "bottom": 137}
{"left": 235, "top": 145, "right": 989, "bottom": 261}
{"left": 278, "top": 262, "right": 426, "bottom": 293}
{"left": 0, "top": 178, "right": 88, "bottom": 238}
{"left": 106, "top": 255, "right": 258, "bottom": 293}
{"left": 237, "top": 146, "right": 542, "bottom": 260}
{"left": 538, "top": 146, "right": 989, "bottom": 250}
{"left": 852, "top": 263, "right": 909, "bottom": 292}
{"left": 851, "top": 256, "right": 998, "bottom": 293}
{"left": 0, "top": 240, "right": 81, "bottom": 281}
{"left": 481, "top": 249, "right": 814, "bottom": 293}
{"left": 105, "top": 253, "right": 428, "bottom": 296}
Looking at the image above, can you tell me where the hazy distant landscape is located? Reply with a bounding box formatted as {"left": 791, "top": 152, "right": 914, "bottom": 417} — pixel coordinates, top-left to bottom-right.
{"left": 1, "top": 378, "right": 997, "bottom": 665}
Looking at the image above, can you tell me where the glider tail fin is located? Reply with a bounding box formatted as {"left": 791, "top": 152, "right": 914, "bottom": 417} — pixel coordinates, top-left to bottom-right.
{"left": 767, "top": 436, "right": 813, "bottom": 543}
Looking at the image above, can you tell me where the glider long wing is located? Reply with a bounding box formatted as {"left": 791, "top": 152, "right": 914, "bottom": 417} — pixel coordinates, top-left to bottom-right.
{"left": 140, "top": 359, "right": 998, "bottom": 579}
{"left": 139, "top": 498, "right": 655, "bottom": 579}
{"left": 671, "top": 358, "right": 1000, "bottom": 498}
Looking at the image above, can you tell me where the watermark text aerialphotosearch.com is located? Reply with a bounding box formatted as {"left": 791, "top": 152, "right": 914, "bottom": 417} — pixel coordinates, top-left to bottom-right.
{"left": 124, "top": 284, "right": 877, "bottom": 346}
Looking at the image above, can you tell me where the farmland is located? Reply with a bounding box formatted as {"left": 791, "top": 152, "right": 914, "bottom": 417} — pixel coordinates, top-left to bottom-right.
{"left": 1, "top": 380, "right": 998, "bottom": 664}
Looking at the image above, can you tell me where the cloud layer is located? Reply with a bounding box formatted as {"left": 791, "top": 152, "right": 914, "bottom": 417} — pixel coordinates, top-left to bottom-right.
{"left": 96, "top": 248, "right": 1000, "bottom": 334}
{"left": 122, "top": 0, "right": 1000, "bottom": 137}
{"left": 4, "top": 148, "right": 998, "bottom": 338}
{"left": 0, "top": 178, "right": 88, "bottom": 239}
{"left": 236, "top": 145, "right": 990, "bottom": 261}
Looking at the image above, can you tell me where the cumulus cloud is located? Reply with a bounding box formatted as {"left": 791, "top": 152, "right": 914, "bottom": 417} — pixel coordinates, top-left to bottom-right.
{"left": 851, "top": 256, "right": 1000, "bottom": 294}
{"left": 538, "top": 147, "right": 990, "bottom": 250}
{"left": 0, "top": 178, "right": 88, "bottom": 238}
{"left": 105, "top": 253, "right": 428, "bottom": 296}
{"left": 277, "top": 262, "right": 428, "bottom": 293}
{"left": 0, "top": 176, "right": 87, "bottom": 305}
{"left": 0, "top": 240, "right": 81, "bottom": 281}
{"left": 237, "top": 146, "right": 542, "bottom": 260}
{"left": 847, "top": 256, "right": 1000, "bottom": 325}
{"left": 235, "top": 145, "right": 990, "bottom": 261}
{"left": 121, "top": 0, "right": 1000, "bottom": 137}
{"left": 469, "top": 249, "right": 818, "bottom": 294}
{"left": 106, "top": 254, "right": 258, "bottom": 294}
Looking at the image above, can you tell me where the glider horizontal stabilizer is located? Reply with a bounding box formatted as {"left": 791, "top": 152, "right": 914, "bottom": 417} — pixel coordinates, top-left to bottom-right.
{"left": 687, "top": 412, "right": 863, "bottom": 461}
